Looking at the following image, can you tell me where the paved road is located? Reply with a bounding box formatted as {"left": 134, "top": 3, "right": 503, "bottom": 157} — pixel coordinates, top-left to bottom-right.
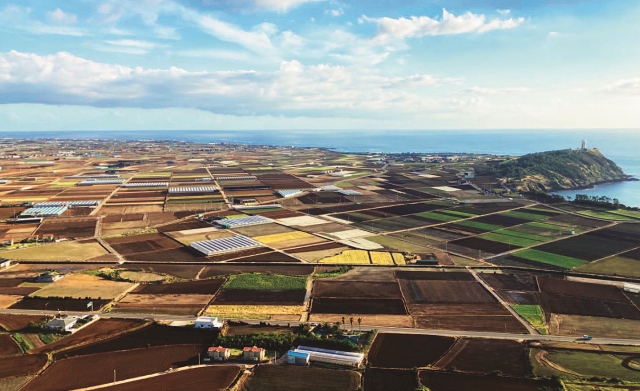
{"left": 3, "top": 308, "right": 640, "bottom": 347}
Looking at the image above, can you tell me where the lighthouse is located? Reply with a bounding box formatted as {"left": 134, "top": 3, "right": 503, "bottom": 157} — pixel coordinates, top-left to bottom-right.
{"left": 581, "top": 139, "right": 587, "bottom": 150}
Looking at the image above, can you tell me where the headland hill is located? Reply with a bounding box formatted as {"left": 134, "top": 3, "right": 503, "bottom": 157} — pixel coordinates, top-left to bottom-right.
{"left": 0, "top": 137, "right": 640, "bottom": 391}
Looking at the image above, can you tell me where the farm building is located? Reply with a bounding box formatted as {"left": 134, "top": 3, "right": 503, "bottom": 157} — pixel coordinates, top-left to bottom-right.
{"left": 293, "top": 346, "right": 364, "bottom": 367}
{"left": 21, "top": 205, "right": 68, "bottom": 217}
{"left": 208, "top": 346, "right": 231, "bottom": 361}
{"left": 78, "top": 179, "right": 125, "bottom": 186}
{"left": 338, "top": 189, "right": 362, "bottom": 196}
{"left": 194, "top": 316, "right": 223, "bottom": 329}
{"left": 243, "top": 346, "right": 265, "bottom": 362}
{"left": 278, "top": 189, "right": 303, "bottom": 198}
{"left": 168, "top": 186, "right": 219, "bottom": 194}
{"left": 214, "top": 175, "right": 257, "bottom": 180}
{"left": 46, "top": 316, "right": 78, "bottom": 332}
{"left": 287, "top": 350, "right": 310, "bottom": 366}
{"left": 0, "top": 259, "right": 11, "bottom": 268}
{"left": 215, "top": 216, "right": 272, "bottom": 229}
{"left": 122, "top": 182, "right": 169, "bottom": 188}
{"left": 190, "top": 236, "right": 263, "bottom": 256}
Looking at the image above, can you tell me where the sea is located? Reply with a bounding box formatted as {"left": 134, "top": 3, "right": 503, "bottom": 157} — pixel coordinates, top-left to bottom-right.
{"left": 2, "top": 129, "right": 639, "bottom": 207}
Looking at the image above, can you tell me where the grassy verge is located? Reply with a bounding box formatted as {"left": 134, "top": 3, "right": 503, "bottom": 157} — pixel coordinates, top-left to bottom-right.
{"left": 313, "top": 266, "right": 353, "bottom": 279}
{"left": 12, "top": 333, "right": 32, "bottom": 353}
{"left": 512, "top": 304, "right": 548, "bottom": 334}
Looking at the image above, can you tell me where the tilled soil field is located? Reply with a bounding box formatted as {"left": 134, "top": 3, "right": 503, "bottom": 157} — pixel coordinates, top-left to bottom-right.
{"left": 95, "top": 365, "right": 242, "bottom": 391}
{"left": 0, "top": 354, "right": 48, "bottom": 378}
{"left": 367, "top": 333, "right": 455, "bottom": 368}
{"left": 107, "top": 233, "right": 182, "bottom": 255}
{"left": 499, "top": 290, "right": 539, "bottom": 305}
{"left": 406, "top": 303, "right": 511, "bottom": 316}
{"left": 10, "top": 298, "right": 111, "bottom": 311}
{"left": 471, "top": 214, "right": 529, "bottom": 227}
{"left": 437, "top": 339, "right": 529, "bottom": 377}
{"left": 125, "top": 248, "right": 207, "bottom": 262}
{"left": 399, "top": 280, "right": 496, "bottom": 304}
{"left": 0, "top": 279, "right": 24, "bottom": 287}
{"left": 35, "top": 218, "right": 98, "bottom": 239}
{"left": 419, "top": 371, "right": 551, "bottom": 391}
{"left": 448, "top": 237, "right": 518, "bottom": 256}
{"left": 364, "top": 369, "right": 419, "bottom": 391}
{"left": 0, "top": 334, "right": 21, "bottom": 357}
{"left": 537, "top": 277, "right": 631, "bottom": 303}
{"left": 480, "top": 273, "right": 537, "bottom": 291}
{"left": 286, "top": 242, "right": 348, "bottom": 253}
{"left": 156, "top": 220, "right": 213, "bottom": 233}
{"left": 414, "top": 315, "right": 528, "bottom": 333}
{"left": 312, "top": 281, "right": 403, "bottom": 299}
{"left": 212, "top": 289, "right": 306, "bottom": 305}
{"left": 395, "top": 271, "right": 474, "bottom": 281}
{"left": 538, "top": 292, "right": 640, "bottom": 320}
{"left": 0, "top": 314, "right": 49, "bottom": 331}
{"left": 311, "top": 298, "right": 408, "bottom": 315}
{"left": 53, "top": 323, "right": 219, "bottom": 359}
{"left": 116, "top": 294, "right": 213, "bottom": 307}
{"left": 231, "top": 251, "right": 302, "bottom": 263}
{"left": 244, "top": 365, "right": 360, "bottom": 391}
{"left": 257, "top": 174, "right": 314, "bottom": 190}
{"left": 24, "top": 345, "right": 201, "bottom": 391}
{"left": 123, "top": 264, "right": 204, "bottom": 279}
{"left": 133, "top": 278, "right": 225, "bottom": 295}
{"left": 32, "top": 319, "right": 148, "bottom": 354}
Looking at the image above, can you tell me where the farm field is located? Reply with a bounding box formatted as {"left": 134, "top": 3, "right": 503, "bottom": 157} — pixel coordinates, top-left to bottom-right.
{"left": 538, "top": 293, "right": 640, "bottom": 320}
{"left": 212, "top": 289, "right": 306, "bottom": 305}
{"left": 132, "top": 278, "right": 225, "bottom": 294}
{"left": 512, "top": 305, "right": 547, "bottom": 333}
{"left": 23, "top": 345, "right": 201, "bottom": 391}
{"left": 0, "top": 334, "right": 22, "bottom": 356}
{"left": 537, "top": 277, "right": 630, "bottom": 302}
{"left": 313, "top": 280, "right": 403, "bottom": 299}
{"left": 31, "top": 273, "right": 134, "bottom": 299}
{"left": 479, "top": 272, "right": 537, "bottom": 290}
{"left": 244, "top": 365, "right": 360, "bottom": 391}
{"left": 0, "top": 314, "right": 49, "bottom": 331}
{"left": 435, "top": 339, "right": 529, "bottom": 377}
{"left": 0, "top": 354, "right": 48, "bottom": 378}
{"left": 364, "top": 369, "right": 419, "bottom": 391}
{"left": 95, "top": 365, "right": 242, "bottom": 391}
{"left": 532, "top": 349, "right": 640, "bottom": 383}
{"left": 549, "top": 314, "right": 640, "bottom": 339}
{"left": 311, "top": 298, "right": 407, "bottom": 315}
{"left": 35, "top": 218, "right": 98, "bottom": 239}
{"left": 10, "top": 298, "right": 111, "bottom": 311}
{"left": 399, "top": 279, "right": 496, "bottom": 304}
{"left": 367, "top": 333, "right": 455, "bottom": 368}
{"left": 414, "top": 315, "right": 528, "bottom": 333}
{"left": 3, "top": 240, "right": 109, "bottom": 261}
{"left": 510, "top": 249, "right": 588, "bottom": 269}
{"left": 223, "top": 273, "right": 307, "bottom": 290}
{"left": 206, "top": 304, "right": 304, "bottom": 319}
{"left": 32, "top": 318, "right": 148, "bottom": 354}
{"left": 200, "top": 265, "right": 315, "bottom": 277}
{"left": 575, "top": 255, "right": 640, "bottom": 277}
{"left": 0, "top": 294, "right": 22, "bottom": 308}
{"left": 419, "top": 371, "right": 551, "bottom": 391}
{"left": 116, "top": 293, "right": 213, "bottom": 307}
{"left": 307, "top": 313, "right": 414, "bottom": 328}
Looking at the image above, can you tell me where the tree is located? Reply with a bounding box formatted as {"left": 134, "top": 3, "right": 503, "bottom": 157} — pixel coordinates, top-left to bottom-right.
{"left": 341, "top": 316, "right": 346, "bottom": 331}
{"left": 357, "top": 317, "right": 362, "bottom": 332}
{"left": 349, "top": 317, "right": 354, "bottom": 332}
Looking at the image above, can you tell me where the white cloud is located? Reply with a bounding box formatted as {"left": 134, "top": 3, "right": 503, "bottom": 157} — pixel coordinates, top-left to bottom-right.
{"left": 0, "top": 5, "right": 86, "bottom": 36}
{"left": 326, "top": 9, "right": 344, "bottom": 17}
{"left": 174, "top": 49, "right": 252, "bottom": 61}
{"left": 363, "top": 9, "right": 525, "bottom": 44}
{"left": 252, "top": 0, "right": 324, "bottom": 13}
{"left": 548, "top": 31, "right": 559, "bottom": 37}
{"left": 599, "top": 78, "right": 640, "bottom": 95}
{"left": 48, "top": 9, "right": 77, "bottom": 24}
{"left": 497, "top": 9, "right": 510, "bottom": 15}
{"left": 459, "top": 86, "right": 531, "bottom": 95}
{"left": 0, "top": 51, "right": 460, "bottom": 118}
{"left": 253, "top": 22, "right": 279, "bottom": 36}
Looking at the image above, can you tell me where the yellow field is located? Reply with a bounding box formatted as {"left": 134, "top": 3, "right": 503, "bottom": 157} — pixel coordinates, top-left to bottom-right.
{"left": 3, "top": 241, "right": 108, "bottom": 261}
{"left": 0, "top": 294, "right": 22, "bottom": 309}
{"left": 319, "top": 250, "right": 371, "bottom": 264}
{"left": 206, "top": 305, "right": 304, "bottom": 318}
{"left": 393, "top": 253, "right": 406, "bottom": 265}
{"left": 119, "top": 271, "right": 166, "bottom": 282}
{"left": 369, "top": 252, "right": 394, "bottom": 265}
{"left": 32, "top": 273, "right": 134, "bottom": 299}
{"left": 253, "top": 231, "right": 311, "bottom": 244}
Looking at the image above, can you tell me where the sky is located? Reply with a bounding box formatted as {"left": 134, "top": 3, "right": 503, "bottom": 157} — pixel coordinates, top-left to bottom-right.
{"left": 0, "top": 0, "right": 639, "bottom": 131}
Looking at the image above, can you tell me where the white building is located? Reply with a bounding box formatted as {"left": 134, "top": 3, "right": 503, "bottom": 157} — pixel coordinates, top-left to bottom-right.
{"left": 46, "top": 317, "right": 78, "bottom": 332}
{"left": 194, "top": 316, "right": 223, "bottom": 329}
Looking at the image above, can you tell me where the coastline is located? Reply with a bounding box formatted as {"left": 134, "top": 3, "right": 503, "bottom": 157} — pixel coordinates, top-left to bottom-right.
{"left": 549, "top": 175, "right": 638, "bottom": 193}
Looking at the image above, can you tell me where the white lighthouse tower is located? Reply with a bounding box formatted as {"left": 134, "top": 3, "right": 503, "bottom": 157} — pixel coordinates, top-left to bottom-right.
{"left": 580, "top": 139, "right": 587, "bottom": 150}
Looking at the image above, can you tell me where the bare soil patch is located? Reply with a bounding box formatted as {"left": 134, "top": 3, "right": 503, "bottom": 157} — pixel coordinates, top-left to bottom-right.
{"left": 0, "top": 353, "right": 48, "bottom": 378}
{"left": 311, "top": 298, "right": 407, "bottom": 315}
{"left": 368, "top": 333, "right": 455, "bottom": 368}
{"left": 399, "top": 280, "right": 496, "bottom": 304}
{"left": 0, "top": 314, "right": 49, "bottom": 331}
{"left": 133, "top": 278, "right": 225, "bottom": 295}
{"left": 10, "top": 298, "right": 111, "bottom": 311}
{"left": 312, "top": 281, "right": 402, "bottom": 299}
{"left": 414, "top": 315, "right": 529, "bottom": 333}
{"left": 419, "top": 370, "right": 550, "bottom": 391}
{"left": 364, "top": 369, "right": 419, "bottom": 391}
{"left": 212, "top": 289, "right": 306, "bottom": 305}
{"left": 439, "top": 339, "right": 529, "bottom": 377}
{"left": 0, "top": 334, "right": 21, "bottom": 357}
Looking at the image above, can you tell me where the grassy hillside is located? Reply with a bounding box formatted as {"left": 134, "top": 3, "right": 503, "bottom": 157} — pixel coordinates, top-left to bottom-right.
{"left": 497, "top": 149, "right": 631, "bottom": 192}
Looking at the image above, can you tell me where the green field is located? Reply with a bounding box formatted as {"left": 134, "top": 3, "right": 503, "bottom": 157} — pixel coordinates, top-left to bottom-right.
{"left": 538, "top": 350, "right": 640, "bottom": 383}
{"left": 436, "top": 209, "right": 477, "bottom": 218}
{"left": 223, "top": 273, "right": 308, "bottom": 290}
{"left": 608, "top": 209, "right": 640, "bottom": 220}
{"left": 513, "top": 249, "right": 588, "bottom": 269}
{"left": 577, "top": 210, "right": 634, "bottom": 221}
{"left": 457, "top": 220, "right": 504, "bottom": 232}
{"left": 575, "top": 256, "right": 640, "bottom": 278}
{"left": 414, "top": 211, "right": 461, "bottom": 222}
{"left": 502, "top": 210, "right": 550, "bottom": 221}
{"left": 512, "top": 304, "right": 548, "bottom": 334}
{"left": 479, "top": 232, "right": 543, "bottom": 247}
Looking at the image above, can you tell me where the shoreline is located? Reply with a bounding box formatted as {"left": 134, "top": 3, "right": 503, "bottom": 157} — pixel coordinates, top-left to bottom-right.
{"left": 551, "top": 176, "right": 638, "bottom": 193}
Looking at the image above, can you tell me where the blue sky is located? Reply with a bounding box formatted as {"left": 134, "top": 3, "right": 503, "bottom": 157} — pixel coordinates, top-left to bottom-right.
{"left": 0, "top": 0, "right": 639, "bottom": 130}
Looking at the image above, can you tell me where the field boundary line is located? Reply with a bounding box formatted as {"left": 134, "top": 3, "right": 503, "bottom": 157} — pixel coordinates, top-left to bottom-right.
{"left": 431, "top": 338, "right": 467, "bottom": 370}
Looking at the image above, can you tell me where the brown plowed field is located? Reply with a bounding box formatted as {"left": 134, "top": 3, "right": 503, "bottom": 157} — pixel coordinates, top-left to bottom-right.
{"left": 0, "top": 287, "right": 40, "bottom": 295}
{"left": 538, "top": 292, "right": 640, "bottom": 320}
{"left": 308, "top": 314, "right": 414, "bottom": 328}
{"left": 406, "top": 304, "right": 510, "bottom": 316}
{"left": 395, "top": 271, "right": 474, "bottom": 281}
{"left": 133, "top": 278, "right": 225, "bottom": 295}
{"left": 480, "top": 273, "right": 537, "bottom": 291}
{"left": 24, "top": 345, "right": 201, "bottom": 391}
{"left": 399, "top": 280, "right": 496, "bottom": 304}
{"left": 312, "top": 281, "right": 403, "bottom": 299}
{"left": 245, "top": 365, "right": 360, "bottom": 391}
{"left": 124, "top": 264, "right": 204, "bottom": 279}
{"left": 0, "top": 334, "right": 21, "bottom": 357}
{"left": 499, "top": 290, "right": 539, "bottom": 305}
{"left": 203, "top": 248, "right": 272, "bottom": 263}
{"left": 54, "top": 323, "right": 219, "bottom": 359}
{"left": 35, "top": 218, "right": 97, "bottom": 239}
{"left": 472, "top": 214, "right": 529, "bottom": 227}
{"left": 200, "top": 265, "right": 314, "bottom": 278}
{"left": 0, "top": 354, "right": 47, "bottom": 378}
{"left": 0, "top": 314, "right": 49, "bottom": 331}
{"left": 419, "top": 371, "right": 550, "bottom": 391}
{"left": 257, "top": 174, "right": 313, "bottom": 189}
{"left": 212, "top": 289, "right": 306, "bottom": 305}
{"left": 32, "top": 318, "right": 148, "bottom": 354}
{"left": 103, "top": 214, "right": 145, "bottom": 223}
{"left": 10, "top": 298, "right": 111, "bottom": 311}
{"left": 156, "top": 220, "right": 213, "bottom": 233}
{"left": 439, "top": 339, "right": 529, "bottom": 377}
{"left": 287, "top": 242, "right": 347, "bottom": 253}
{"left": 312, "top": 298, "right": 407, "bottom": 315}
{"left": 448, "top": 237, "right": 518, "bottom": 255}
{"left": 538, "top": 277, "right": 630, "bottom": 303}
{"left": 108, "top": 234, "right": 182, "bottom": 255}
{"left": 116, "top": 294, "right": 212, "bottom": 307}
{"left": 367, "top": 333, "right": 455, "bottom": 368}
{"left": 125, "top": 247, "right": 207, "bottom": 262}
{"left": 95, "top": 365, "right": 242, "bottom": 391}
{"left": 364, "top": 369, "right": 419, "bottom": 391}
{"left": 231, "top": 251, "right": 302, "bottom": 263}
{"left": 414, "top": 315, "right": 529, "bottom": 333}
{"left": 0, "top": 279, "right": 24, "bottom": 287}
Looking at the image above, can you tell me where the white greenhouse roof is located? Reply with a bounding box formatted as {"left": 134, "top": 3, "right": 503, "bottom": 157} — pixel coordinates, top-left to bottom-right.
{"left": 278, "top": 189, "right": 303, "bottom": 198}
{"left": 35, "top": 200, "right": 100, "bottom": 207}
{"left": 21, "top": 206, "right": 68, "bottom": 217}
{"left": 215, "top": 175, "right": 257, "bottom": 181}
{"left": 78, "top": 179, "right": 125, "bottom": 186}
{"left": 168, "top": 186, "right": 219, "bottom": 194}
{"left": 217, "top": 216, "right": 272, "bottom": 228}
{"left": 122, "top": 182, "right": 169, "bottom": 187}
{"left": 191, "top": 235, "right": 263, "bottom": 256}
{"left": 338, "top": 190, "right": 362, "bottom": 196}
